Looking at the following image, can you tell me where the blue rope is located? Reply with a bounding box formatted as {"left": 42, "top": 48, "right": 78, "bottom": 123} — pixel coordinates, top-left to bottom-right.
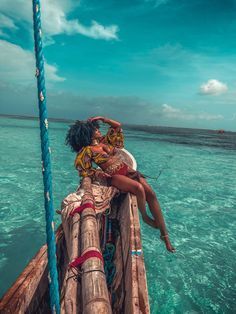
{"left": 103, "top": 219, "right": 116, "bottom": 288}
{"left": 32, "top": 1, "right": 60, "bottom": 313}
{"left": 104, "top": 243, "right": 116, "bottom": 287}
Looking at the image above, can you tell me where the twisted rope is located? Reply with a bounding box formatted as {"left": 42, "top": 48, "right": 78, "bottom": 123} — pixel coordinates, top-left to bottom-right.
{"left": 103, "top": 219, "right": 116, "bottom": 288}
{"left": 32, "top": 1, "right": 60, "bottom": 313}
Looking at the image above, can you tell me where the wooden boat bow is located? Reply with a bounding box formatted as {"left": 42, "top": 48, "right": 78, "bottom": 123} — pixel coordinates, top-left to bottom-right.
{"left": 0, "top": 149, "right": 150, "bottom": 313}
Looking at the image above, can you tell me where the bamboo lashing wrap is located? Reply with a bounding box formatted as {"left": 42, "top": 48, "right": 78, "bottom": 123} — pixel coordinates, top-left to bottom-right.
{"left": 69, "top": 250, "right": 104, "bottom": 268}
{"left": 32, "top": 1, "right": 60, "bottom": 313}
{"left": 69, "top": 202, "right": 95, "bottom": 217}
{"left": 79, "top": 177, "right": 112, "bottom": 313}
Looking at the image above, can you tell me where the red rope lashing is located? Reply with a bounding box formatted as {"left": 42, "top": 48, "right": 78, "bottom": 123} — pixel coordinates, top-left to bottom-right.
{"left": 69, "top": 250, "right": 104, "bottom": 268}
{"left": 69, "top": 202, "right": 95, "bottom": 216}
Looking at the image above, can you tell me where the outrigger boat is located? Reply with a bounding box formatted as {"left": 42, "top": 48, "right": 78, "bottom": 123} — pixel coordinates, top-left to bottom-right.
{"left": 0, "top": 149, "right": 150, "bottom": 313}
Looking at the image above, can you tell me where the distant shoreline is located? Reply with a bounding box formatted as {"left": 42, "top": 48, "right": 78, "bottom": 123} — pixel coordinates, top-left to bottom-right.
{"left": 0, "top": 113, "right": 74, "bottom": 123}
{"left": 0, "top": 113, "right": 234, "bottom": 133}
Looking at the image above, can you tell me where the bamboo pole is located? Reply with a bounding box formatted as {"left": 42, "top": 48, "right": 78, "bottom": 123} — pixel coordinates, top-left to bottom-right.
{"left": 80, "top": 177, "right": 112, "bottom": 314}
{"left": 63, "top": 206, "right": 81, "bottom": 314}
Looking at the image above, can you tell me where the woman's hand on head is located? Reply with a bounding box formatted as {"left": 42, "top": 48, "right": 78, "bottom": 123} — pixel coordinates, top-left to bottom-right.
{"left": 88, "top": 116, "right": 105, "bottom": 123}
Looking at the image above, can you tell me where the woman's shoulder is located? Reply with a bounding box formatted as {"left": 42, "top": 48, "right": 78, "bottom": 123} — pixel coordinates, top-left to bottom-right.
{"left": 74, "top": 146, "right": 93, "bottom": 167}
{"left": 76, "top": 146, "right": 93, "bottom": 157}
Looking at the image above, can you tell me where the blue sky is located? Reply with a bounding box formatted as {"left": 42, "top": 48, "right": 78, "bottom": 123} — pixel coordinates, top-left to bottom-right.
{"left": 0, "top": 0, "right": 236, "bottom": 130}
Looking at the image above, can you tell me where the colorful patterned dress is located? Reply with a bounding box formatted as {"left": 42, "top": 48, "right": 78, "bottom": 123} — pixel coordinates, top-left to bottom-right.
{"left": 74, "top": 126, "right": 144, "bottom": 182}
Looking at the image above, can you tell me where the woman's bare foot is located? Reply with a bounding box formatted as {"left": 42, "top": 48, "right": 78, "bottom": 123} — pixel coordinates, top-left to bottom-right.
{"left": 160, "top": 235, "right": 176, "bottom": 253}
{"left": 141, "top": 215, "right": 175, "bottom": 252}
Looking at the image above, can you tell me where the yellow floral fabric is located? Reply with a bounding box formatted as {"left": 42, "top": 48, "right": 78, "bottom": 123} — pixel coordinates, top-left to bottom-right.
{"left": 102, "top": 126, "right": 124, "bottom": 149}
{"left": 75, "top": 127, "right": 124, "bottom": 178}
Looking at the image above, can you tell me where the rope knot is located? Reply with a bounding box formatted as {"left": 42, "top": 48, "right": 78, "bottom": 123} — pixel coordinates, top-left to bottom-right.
{"left": 69, "top": 202, "right": 95, "bottom": 217}
{"left": 69, "top": 250, "right": 104, "bottom": 269}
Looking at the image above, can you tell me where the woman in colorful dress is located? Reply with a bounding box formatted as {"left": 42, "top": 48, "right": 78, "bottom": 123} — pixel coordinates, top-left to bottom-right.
{"left": 66, "top": 116, "right": 175, "bottom": 252}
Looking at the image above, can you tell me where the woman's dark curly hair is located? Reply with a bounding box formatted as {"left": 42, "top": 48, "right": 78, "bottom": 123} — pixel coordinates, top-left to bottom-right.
{"left": 65, "top": 120, "right": 100, "bottom": 152}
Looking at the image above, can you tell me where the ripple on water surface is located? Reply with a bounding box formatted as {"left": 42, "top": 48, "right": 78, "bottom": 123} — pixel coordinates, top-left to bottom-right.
{"left": 0, "top": 118, "right": 236, "bottom": 313}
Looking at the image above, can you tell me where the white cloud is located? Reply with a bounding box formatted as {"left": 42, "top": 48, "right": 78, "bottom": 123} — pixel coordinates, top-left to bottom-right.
{"left": 145, "top": 0, "right": 169, "bottom": 7}
{"left": 0, "top": 0, "right": 119, "bottom": 41}
{"left": 0, "top": 13, "right": 18, "bottom": 37}
{"left": 41, "top": 1, "right": 119, "bottom": 40}
{"left": 0, "top": 13, "right": 18, "bottom": 30}
{"left": 0, "top": 0, "right": 31, "bottom": 23}
{"left": 162, "top": 104, "right": 194, "bottom": 120}
{"left": 197, "top": 113, "right": 224, "bottom": 121}
{"left": 130, "top": 45, "right": 236, "bottom": 109}
{"left": 162, "top": 103, "right": 181, "bottom": 114}
{"left": 161, "top": 104, "right": 223, "bottom": 121}
{"left": 71, "top": 20, "right": 118, "bottom": 40}
{"left": 0, "top": 40, "right": 65, "bottom": 84}
{"left": 200, "top": 79, "right": 228, "bottom": 95}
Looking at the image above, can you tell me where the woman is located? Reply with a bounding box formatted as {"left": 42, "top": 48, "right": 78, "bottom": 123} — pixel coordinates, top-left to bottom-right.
{"left": 66, "top": 116, "right": 175, "bottom": 253}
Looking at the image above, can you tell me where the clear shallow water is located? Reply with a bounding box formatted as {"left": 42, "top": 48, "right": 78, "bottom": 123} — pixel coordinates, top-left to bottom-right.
{"left": 0, "top": 117, "right": 236, "bottom": 313}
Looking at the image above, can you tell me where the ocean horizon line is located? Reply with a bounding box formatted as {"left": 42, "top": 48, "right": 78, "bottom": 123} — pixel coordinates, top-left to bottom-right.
{"left": 0, "top": 113, "right": 235, "bottom": 134}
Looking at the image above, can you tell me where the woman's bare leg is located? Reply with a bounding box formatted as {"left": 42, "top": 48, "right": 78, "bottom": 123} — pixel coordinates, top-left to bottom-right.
{"left": 139, "top": 177, "right": 175, "bottom": 252}
{"left": 110, "top": 174, "right": 155, "bottom": 227}
{"left": 109, "top": 174, "right": 175, "bottom": 252}
{"left": 139, "top": 177, "right": 167, "bottom": 232}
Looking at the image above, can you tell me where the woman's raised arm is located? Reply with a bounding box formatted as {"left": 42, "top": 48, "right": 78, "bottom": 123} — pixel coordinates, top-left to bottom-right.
{"left": 88, "top": 116, "right": 121, "bottom": 128}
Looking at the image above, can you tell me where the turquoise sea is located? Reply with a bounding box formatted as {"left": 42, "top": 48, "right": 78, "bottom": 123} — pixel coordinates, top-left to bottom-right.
{"left": 0, "top": 116, "right": 236, "bottom": 313}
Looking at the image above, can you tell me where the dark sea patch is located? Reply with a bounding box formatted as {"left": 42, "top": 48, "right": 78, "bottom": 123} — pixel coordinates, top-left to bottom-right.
{"left": 124, "top": 125, "right": 236, "bottom": 151}
{"left": 0, "top": 123, "right": 67, "bottom": 132}
{"left": 0, "top": 124, "right": 38, "bottom": 130}
{"left": 0, "top": 119, "right": 68, "bottom": 132}
{"left": 0, "top": 114, "right": 73, "bottom": 124}
{"left": 1, "top": 115, "right": 236, "bottom": 150}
